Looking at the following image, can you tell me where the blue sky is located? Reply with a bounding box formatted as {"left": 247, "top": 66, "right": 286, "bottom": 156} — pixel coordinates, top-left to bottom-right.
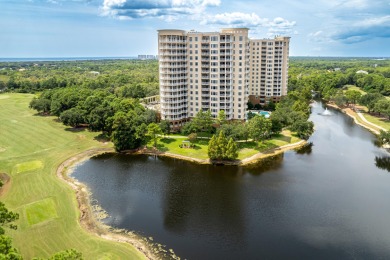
{"left": 1, "top": 0, "right": 389, "bottom": 57}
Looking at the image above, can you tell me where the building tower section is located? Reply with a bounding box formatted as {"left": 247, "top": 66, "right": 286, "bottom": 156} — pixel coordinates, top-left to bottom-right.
{"left": 248, "top": 36, "right": 290, "bottom": 105}
{"left": 158, "top": 28, "right": 290, "bottom": 125}
{"left": 158, "top": 30, "right": 189, "bottom": 128}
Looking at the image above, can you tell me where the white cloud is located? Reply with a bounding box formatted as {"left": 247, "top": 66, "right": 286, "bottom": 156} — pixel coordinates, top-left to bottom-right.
{"left": 202, "top": 13, "right": 296, "bottom": 37}
{"left": 201, "top": 12, "right": 267, "bottom": 27}
{"left": 101, "top": 0, "right": 220, "bottom": 21}
{"left": 332, "top": 15, "right": 390, "bottom": 43}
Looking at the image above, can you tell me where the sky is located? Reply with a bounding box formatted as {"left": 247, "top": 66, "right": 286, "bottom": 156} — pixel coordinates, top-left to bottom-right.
{"left": 1, "top": 0, "right": 390, "bottom": 57}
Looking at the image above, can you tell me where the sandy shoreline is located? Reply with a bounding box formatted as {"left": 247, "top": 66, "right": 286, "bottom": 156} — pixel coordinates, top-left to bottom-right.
{"left": 56, "top": 148, "right": 163, "bottom": 260}
{"left": 326, "top": 103, "right": 382, "bottom": 135}
{"left": 56, "top": 140, "right": 308, "bottom": 259}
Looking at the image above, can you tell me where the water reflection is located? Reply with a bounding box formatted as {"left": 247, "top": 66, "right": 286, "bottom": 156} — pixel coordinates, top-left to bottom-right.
{"left": 244, "top": 153, "right": 284, "bottom": 175}
{"left": 295, "top": 142, "right": 313, "bottom": 155}
{"left": 375, "top": 156, "right": 390, "bottom": 172}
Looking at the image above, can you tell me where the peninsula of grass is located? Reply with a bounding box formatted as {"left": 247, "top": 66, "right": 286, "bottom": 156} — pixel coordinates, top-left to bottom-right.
{"left": 147, "top": 130, "right": 301, "bottom": 161}
{"left": 0, "top": 93, "right": 145, "bottom": 259}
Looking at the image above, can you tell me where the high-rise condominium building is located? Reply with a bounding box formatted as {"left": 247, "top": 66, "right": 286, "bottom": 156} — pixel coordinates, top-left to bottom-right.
{"left": 158, "top": 28, "right": 290, "bottom": 128}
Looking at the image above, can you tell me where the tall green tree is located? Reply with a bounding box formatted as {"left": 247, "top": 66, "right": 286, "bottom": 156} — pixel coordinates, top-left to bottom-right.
{"left": 147, "top": 123, "right": 162, "bottom": 147}
{"left": 59, "top": 108, "right": 85, "bottom": 128}
{"left": 0, "top": 200, "right": 21, "bottom": 260}
{"left": 225, "top": 138, "right": 238, "bottom": 160}
{"left": 247, "top": 116, "right": 272, "bottom": 142}
{"left": 359, "top": 93, "right": 384, "bottom": 112}
{"left": 290, "top": 120, "right": 314, "bottom": 140}
{"left": 159, "top": 120, "right": 171, "bottom": 137}
{"left": 345, "top": 89, "right": 362, "bottom": 105}
{"left": 192, "top": 110, "right": 213, "bottom": 133}
{"left": 207, "top": 131, "right": 238, "bottom": 160}
{"left": 111, "top": 111, "right": 145, "bottom": 151}
{"left": 217, "top": 110, "right": 227, "bottom": 125}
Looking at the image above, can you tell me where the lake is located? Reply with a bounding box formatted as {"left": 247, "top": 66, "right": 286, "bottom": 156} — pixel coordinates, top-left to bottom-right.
{"left": 72, "top": 102, "right": 390, "bottom": 259}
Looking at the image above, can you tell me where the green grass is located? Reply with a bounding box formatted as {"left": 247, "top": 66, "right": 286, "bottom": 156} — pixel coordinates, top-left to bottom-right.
{"left": 0, "top": 93, "right": 145, "bottom": 259}
{"left": 151, "top": 138, "right": 209, "bottom": 159}
{"left": 15, "top": 160, "right": 43, "bottom": 174}
{"left": 345, "top": 85, "right": 366, "bottom": 94}
{"left": 237, "top": 131, "right": 300, "bottom": 160}
{"left": 25, "top": 198, "right": 58, "bottom": 226}
{"left": 362, "top": 113, "right": 390, "bottom": 131}
{"left": 152, "top": 130, "right": 301, "bottom": 161}
{"left": 342, "top": 85, "right": 390, "bottom": 130}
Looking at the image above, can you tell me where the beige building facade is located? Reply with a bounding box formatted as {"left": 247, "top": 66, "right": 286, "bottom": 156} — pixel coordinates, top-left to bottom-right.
{"left": 158, "top": 28, "right": 289, "bottom": 128}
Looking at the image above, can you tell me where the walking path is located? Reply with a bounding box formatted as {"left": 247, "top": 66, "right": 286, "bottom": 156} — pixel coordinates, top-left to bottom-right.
{"left": 327, "top": 103, "right": 385, "bottom": 135}
{"left": 356, "top": 112, "right": 386, "bottom": 132}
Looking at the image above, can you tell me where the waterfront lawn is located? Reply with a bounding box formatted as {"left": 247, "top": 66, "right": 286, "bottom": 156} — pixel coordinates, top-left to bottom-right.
{"left": 152, "top": 130, "right": 301, "bottom": 161}
{"left": 151, "top": 138, "right": 210, "bottom": 160}
{"left": 362, "top": 113, "right": 390, "bottom": 131}
{"left": 0, "top": 93, "right": 145, "bottom": 259}
{"left": 237, "top": 130, "right": 300, "bottom": 160}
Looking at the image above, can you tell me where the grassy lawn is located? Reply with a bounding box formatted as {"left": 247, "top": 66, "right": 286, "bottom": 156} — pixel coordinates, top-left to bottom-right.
{"left": 237, "top": 130, "right": 300, "bottom": 160}
{"left": 345, "top": 85, "right": 366, "bottom": 94}
{"left": 151, "top": 130, "right": 301, "bottom": 161}
{"left": 0, "top": 93, "right": 145, "bottom": 259}
{"left": 362, "top": 113, "right": 390, "bottom": 131}
{"left": 150, "top": 138, "right": 210, "bottom": 159}
{"left": 342, "top": 85, "right": 390, "bottom": 130}
{"left": 25, "top": 198, "right": 58, "bottom": 226}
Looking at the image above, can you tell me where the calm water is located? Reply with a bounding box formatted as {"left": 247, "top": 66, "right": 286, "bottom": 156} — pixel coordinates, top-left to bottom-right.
{"left": 73, "top": 102, "right": 390, "bottom": 259}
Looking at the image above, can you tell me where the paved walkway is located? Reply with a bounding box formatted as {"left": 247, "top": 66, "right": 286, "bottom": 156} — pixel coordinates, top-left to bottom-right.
{"left": 356, "top": 112, "right": 386, "bottom": 132}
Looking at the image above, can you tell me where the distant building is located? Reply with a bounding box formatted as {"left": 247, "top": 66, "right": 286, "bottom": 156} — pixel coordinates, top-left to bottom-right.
{"left": 138, "top": 55, "right": 157, "bottom": 60}
{"left": 89, "top": 71, "right": 100, "bottom": 76}
{"left": 356, "top": 70, "right": 368, "bottom": 75}
{"left": 158, "top": 28, "right": 290, "bottom": 128}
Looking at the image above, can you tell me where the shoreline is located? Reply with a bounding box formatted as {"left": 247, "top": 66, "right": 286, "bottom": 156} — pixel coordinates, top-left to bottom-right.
{"left": 326, "top": 103, "right": 382, "bottom": 135}
{"left": 135, "top": 140, "right": 307, "bottom": 166}
{"left": 56, "top": 148, "right": 162, "bottom": 260}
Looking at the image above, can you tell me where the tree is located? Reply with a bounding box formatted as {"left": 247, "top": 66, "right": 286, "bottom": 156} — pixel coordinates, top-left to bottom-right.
{"left": 359, "top": 93, "right": 384, "bottom": 112}
{"left": 0, "top": 235, "right": 22, "bottom": 260}
{"left": 207, "top": 131, "right": 238, "bottom": 160}
{"left": 345, "top": 89, "right": 362, "bottom": 105}
{"left": 159, "top": 120, "right": 171, "bottom": 137}
{"left": 290, "top": 120, "right": 314, "bottom": 140}
{"left": 332, "top": 93, "right": 347, "bottom": 107}
{"left": 379, "top": 130, "right": 390, "bottom": 146}
{"left": 147, "top": 123, "right": 162, "bottom": 147}
{"left": 60, "top": 108, "right": 85, "bottom": 128}
{"left": 247, "top": 116, "right": 272, "bottom": 142}
{"left": 266, "top": 100, "right": 276, "bottom": 111}
{"left": 0, "top": 202, "right": 18, "bottom": 235}
{"left": 217, "top": 110, "right": 227, "bottom": 125}
{"left": 181, "top": 121, "right": 200, "bottom": 135}
{"left": 0, "top": 200, "right": 21, "bottom": 260}
{"left": 208, "top": 135, "right": 218, "bottom": 159}
{"left": 188, "top": 133, "right": 197, "bottom": 143}
{"left": 270, "top": 116, "right": 283, "bottom": 135}
{"left": 225, "top": 138, "right": 238, "bottom": 160}
{"left": 374, "top": 99, "right": 390, "bottom": 117}
{"left": 29, "top": 97, "right": 51, "bottom": 114}
{"left": 247, "top": 111, "right": 256, "bottom": 120}
{"left": 192, "top": 110, "right": 213, "bottom": 133}
{"left": 111, "top": 111, "right": 144, "bottom": 151}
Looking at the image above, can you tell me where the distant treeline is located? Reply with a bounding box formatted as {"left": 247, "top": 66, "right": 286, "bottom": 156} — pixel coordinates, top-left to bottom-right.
{"left": 0, "top": 60, "right": 159, "bottom": 97}
{"left": 288, "top": 57, "right": 390, "bottom": 97}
